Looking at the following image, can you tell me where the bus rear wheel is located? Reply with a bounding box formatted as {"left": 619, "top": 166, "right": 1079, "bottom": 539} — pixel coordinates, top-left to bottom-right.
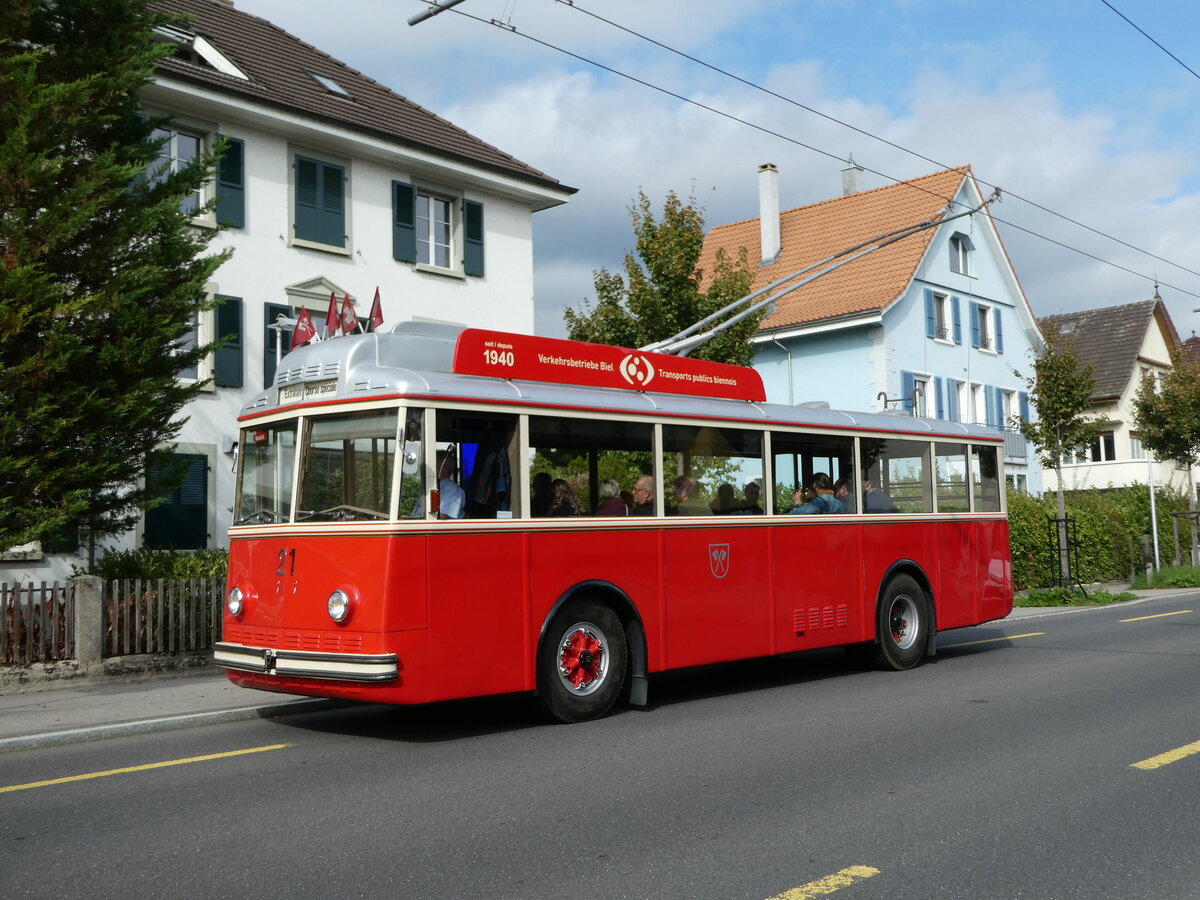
{"left": 873, "top": 574, "right": 929, "bottom": 671}
{"left": 538, "top": 600, "right": 627, "bottom": 724}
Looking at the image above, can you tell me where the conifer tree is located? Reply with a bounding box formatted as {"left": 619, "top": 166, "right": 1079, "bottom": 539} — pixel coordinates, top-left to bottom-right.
{"left": 564, "top": 189, "right": 758, "bottom": 366}
{"left": 0, "top": 0, "right": 229, "bottom": 552}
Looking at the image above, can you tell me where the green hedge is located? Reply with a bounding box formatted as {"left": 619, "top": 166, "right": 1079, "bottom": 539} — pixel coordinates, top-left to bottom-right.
{"left": 1007, "top": 484, "right": 1193, "bottom": 590}
{"left": 77, "top": 547, "right": 229, "bottom": 580}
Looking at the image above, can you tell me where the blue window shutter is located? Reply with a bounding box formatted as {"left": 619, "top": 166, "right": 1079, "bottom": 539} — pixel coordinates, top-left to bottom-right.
{"left": 263, "top": 302, "right": 290, "bottom": 388}
{"left": 1019, "top": 390, "right": 1030, "bottom": 423}
{"left": 969, "top": 301, "right": 980, "bottom": 348}
{"left": 215, "top": 136, "right": 245, "bottom": 228}
{"left": 901, "top": 370, "right": 915, "bottom": 413}
{"left": 214, "top": 295, "right": 243, "bottom": 388}
{"left": 948, "top": 379, "right": 960, "bottom": 422}
{"left": 392, "top": 181, "right": 416, "bottom": 262}
{"left": 294, "top": 156, "right": 345, "bottom": 247}
{"left": 463, "top": 199, "right": 484, "bottom": 277}
{"left": 952, "top": 296, "right": 962, "bottom": 344}
{"left": 934, "top": 376, "right": 944, "bottom": 419}
{"left": 924, "top": 288, "right": 936, "bottom": 338}
{"left": 995, "top": 308, "right": 1004, "bottom": 353}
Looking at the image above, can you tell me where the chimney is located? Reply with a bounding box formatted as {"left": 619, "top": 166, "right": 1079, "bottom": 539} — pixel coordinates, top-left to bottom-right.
{"left": 841, "top": 156, "right": 863, "bottom": 196}
{"left": 758, "top": 163, "right": 781, "bottom": 264}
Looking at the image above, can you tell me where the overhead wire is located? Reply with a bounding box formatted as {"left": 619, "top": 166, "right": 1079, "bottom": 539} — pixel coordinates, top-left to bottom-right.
{"left": 1096, "top": 0, "right": 1200, "bottom": 83}
{"left": 435, "top": 1, "right": 1200, "bottom": 302}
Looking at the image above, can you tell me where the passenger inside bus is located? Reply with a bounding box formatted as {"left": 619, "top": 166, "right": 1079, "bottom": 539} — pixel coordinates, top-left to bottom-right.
{"left": 789, "top": 473, "right": 844, "bottom": 514}
{"left": 709, "top": 483, "right": 737, "bottom": 514}
{"left": 862, "top": 479, "right": 899, "bottom": 513}
{"left": 594, "top": 479, "right": 630, "bottom": 516}
{"left": 632, "top": 476, "right": 655, "bottom": 515}
{"left": 669, "top": 476, "right": 711, "bottom": 515}
{"left": 834, "top": 477, "right": 856, "bottom": 513}
{"left": 530, "top": 471, "right": 553, "bottom": 517}
{"left": 550, "top": 479, "right": 584, "bottom": 516}
{"left": 435, "top": 451, "right": 466, "bottom": 519}
{"left": 739, "top": 481, "right": 763, "bottom": 514}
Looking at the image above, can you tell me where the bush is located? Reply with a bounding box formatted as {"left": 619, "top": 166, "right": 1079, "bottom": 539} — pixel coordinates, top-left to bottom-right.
{"left": 1132, "top": 565, "right": 1200, "bottom": 589}
{"left": 1007, "top": 484, "right": 1192, "bottom": 591}
{"left": 77, "top": 547, "right": 228, "bottom": 580}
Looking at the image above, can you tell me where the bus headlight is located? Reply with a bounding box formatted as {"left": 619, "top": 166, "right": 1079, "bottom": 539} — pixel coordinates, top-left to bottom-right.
{"left": 327, "top": 589, "right": 353, "bottom": 623}
{"left": 227, "top": 587, "right": 245, "bottom": 618}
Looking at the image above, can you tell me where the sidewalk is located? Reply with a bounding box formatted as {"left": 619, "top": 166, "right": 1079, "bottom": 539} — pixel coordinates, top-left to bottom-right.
{"left": 0, "top": 588, "right": 1192, "bottom": 754}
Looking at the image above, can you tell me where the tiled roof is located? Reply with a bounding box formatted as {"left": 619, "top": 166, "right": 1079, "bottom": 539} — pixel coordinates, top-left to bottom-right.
{"left": 1038, "top": 299, "right": 1181, "bottom": 401}
{"left": 699, "top": 167, "right": 971, "bottom": 332}
{"left": 151, "top": 0, "right": 569, "bottom": 193}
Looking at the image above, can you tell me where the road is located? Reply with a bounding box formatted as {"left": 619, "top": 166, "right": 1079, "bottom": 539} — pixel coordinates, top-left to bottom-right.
{"left": 2, "top": 594, "right": 1198, "bottom": 899}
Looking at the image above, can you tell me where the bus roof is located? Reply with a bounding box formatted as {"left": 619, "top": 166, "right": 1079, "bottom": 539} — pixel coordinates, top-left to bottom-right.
{"left": 244, "top": 321, "right": 1003, "bottom": 443}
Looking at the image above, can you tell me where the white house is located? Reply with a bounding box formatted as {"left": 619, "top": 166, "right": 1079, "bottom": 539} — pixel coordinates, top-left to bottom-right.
{"left": 699, "top": 164, "right": 1045, "bottom": 494}
{"left": 2, "top": 0, "right": 573, "bottom": 578}
{"left": 1040, "top": 297, "right": 1192, "bottom": 495}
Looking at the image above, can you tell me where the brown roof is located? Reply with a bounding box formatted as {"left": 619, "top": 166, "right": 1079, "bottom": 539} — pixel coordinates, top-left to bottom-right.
{"left": 699, "top": 167, "right": 971, "bottom": 332}
{"left": 1038, "top": 299, "right": 1181, "bottom": 401}
{"left": 152, "top": 0, "right": 570, "bottom": 193}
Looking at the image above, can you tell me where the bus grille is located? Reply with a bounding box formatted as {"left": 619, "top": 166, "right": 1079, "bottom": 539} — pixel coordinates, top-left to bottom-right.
{"left": 224, "top": 624, "right": 363, "bottom": 653}
{"left": 793, "top": 604, "right": 849, "bottom": 636}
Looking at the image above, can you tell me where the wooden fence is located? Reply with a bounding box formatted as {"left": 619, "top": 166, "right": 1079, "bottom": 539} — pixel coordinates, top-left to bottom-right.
{"left": 1, "top": 582, "right": 72, "bottom": 666}
{"left": 1, "top": 577, "right": 224, "bottom": 667}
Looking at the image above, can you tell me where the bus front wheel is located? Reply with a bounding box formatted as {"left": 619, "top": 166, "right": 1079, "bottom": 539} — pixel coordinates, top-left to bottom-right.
{"left": 538, "top": 600, "right": 627, "bottom": 723}
{"left": 873, "top": 574, "right": 929, "bottom": 671}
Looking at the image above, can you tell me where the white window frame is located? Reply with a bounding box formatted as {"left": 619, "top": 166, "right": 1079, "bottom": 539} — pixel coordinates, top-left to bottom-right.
{"left": 913, "top": 374, "right": 930, "bottom": 417}
{"left": 970, "top": 383, "right": 986, "bottom": 425}
{"left": 976, "top": 303, "right": 994, "bottom": 352}
{"left": 414, "top": 183, "right": 466, "bottom": 278}
{"left": 147, "top": 112, "right": 217, "bottom": 228}
{"left": 933, "top": 292, "right": 953, "bottom": 343}
{"left": 949, "top": 232, "right": 973, "bottom": 276}
{"left": 175, "top": 289, "right": 216, "bottom": 391}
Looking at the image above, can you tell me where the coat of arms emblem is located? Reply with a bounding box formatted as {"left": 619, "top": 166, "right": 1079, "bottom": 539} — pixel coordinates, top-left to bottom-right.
{"left": 708, "top": 543, "right": 730, "bottom": 579}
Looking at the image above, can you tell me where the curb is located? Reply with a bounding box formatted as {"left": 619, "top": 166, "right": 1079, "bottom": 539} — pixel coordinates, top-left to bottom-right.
{"left": 0, "top": 697, "right": 345, "bottom": 755}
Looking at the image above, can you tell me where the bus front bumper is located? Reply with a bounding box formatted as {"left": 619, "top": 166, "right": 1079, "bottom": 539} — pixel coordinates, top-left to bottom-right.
{"left": 214, "top": 642, "right": 399, "bottom": 683}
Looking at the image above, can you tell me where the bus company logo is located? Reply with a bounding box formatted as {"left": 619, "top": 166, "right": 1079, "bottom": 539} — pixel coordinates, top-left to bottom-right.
{"left": 618, "top": 354, "right": 656, "bottom": 388}
{"left": 708, "top": 543, "right": 730, "bottom": 579}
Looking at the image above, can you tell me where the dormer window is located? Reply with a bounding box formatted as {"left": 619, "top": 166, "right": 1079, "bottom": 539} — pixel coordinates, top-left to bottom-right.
{"left": 308, "top": 71, "right": 353, "bottom": 99}
{"left": 949, "top": 232, "right": 974, "bottom": 276}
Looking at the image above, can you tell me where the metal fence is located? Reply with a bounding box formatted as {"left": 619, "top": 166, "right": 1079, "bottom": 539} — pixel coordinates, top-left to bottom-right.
{"left": 104, "top": 578, "right": 224, "bottom": 658}
{"left": 1, "top": 577, "right": 224, "bottom": 667}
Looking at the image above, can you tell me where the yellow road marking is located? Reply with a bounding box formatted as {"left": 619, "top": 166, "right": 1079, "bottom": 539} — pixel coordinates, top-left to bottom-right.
{"left": 1131, "top": 739, "right": 1200, "bottom": 771}
{"left": 765, "top": 866, "right": 880, "bottom": 899}
{"left": 1120, "top": 610, "right": 1191, "bottom": 622}
{"left": 941, "top": 632, "right": 1044, "bottom": 649}
{"left": 0, "top": 743, "right": 290, "bottom": 794}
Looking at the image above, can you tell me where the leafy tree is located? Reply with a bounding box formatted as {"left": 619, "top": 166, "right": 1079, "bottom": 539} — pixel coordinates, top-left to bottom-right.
{"left": 1132, "top": 351, "right": 1200, "bottom": 563}
{"left": 0, "top": 0, "right": 229, "bottom": 554}
{"left": 564, "top": 189, "right": 758, "bottom": 365}
{"left": 1014, "top": 322, "right": 1108, "bottom": 581}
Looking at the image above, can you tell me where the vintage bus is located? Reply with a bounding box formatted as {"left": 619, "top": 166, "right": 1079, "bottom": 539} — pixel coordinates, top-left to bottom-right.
{"left": 215, "top": 321, "right": 1012, "bottom": 722}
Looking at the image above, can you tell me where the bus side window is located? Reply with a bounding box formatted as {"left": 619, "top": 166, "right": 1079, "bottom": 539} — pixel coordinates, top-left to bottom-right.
{"left": 860, "top": 438, "right": 932, "bottom": 513}
{"left": 436, "top": 413, "right": 518, "bottom": 519}
{"left": 528, "top": 415, "right": 654, "bottom": 517}
{"left": 771, "top": 432, "right": 854, "bottom": 514}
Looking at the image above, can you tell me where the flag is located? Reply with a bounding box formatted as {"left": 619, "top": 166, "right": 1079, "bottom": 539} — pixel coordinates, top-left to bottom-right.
{"left": 323, "top": 292, "right": 339, "bottom": 338}
{"left": 368, "top": 287, "right": 383, "bottom": 332}
{"left": 290, "top": 307, "right": 317, "bottom": 350}
{"left": 339, "top": 293, "right": 359, "bottom": 335}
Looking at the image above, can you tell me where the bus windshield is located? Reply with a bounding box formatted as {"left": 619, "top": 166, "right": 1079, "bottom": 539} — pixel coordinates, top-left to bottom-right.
{"left": 296, "top": 410, "right": 398, "bottom": 522}
{"left": 235, "top": 423, "right": 297, "bottom": 525}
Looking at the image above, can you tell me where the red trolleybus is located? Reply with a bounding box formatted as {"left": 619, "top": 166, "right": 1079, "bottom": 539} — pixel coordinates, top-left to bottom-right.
{"left": 216, "top": 322, "right": 1012, "bottom": 722}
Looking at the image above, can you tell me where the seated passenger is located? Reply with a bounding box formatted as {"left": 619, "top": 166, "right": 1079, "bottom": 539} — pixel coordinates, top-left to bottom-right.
{"left": 834, "top": 477, "right": 856, "bottom": 514}
{"left": 594, "top": 478, "right": 630, "bottom": 516}
{"left": 669, "top": 476, "right": 712, "bottom": 515}
{"left": 738, "top": 481, "right": 764, "bottom": 514}
{"left": 709, "top": 482, "right": 737, "bottom": 514}
{"left": 862, "top": 479, "right": 899, "bottom": 513}
{"left": 550, "top": 478, "right": 584, "bottom": 517}
{"left": 788, "top": 473, "right": 845, "bottom": 515}
{"left": 530, "top": 471, "right": 553, "bottom": 517}
{"left": 412, "top": 450, "right": 466, "bottom": 519}
{"left": 632, "top": 476, "right": 655, "bottom": 515}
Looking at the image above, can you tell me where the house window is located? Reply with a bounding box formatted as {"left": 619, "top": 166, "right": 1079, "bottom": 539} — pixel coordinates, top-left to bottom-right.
{"left": 1007, "top": 473, "right": 1028, "bottom": 493}
{"left": 976, "top": 303, "right": 992, "bottom": 350}
{"left": 1090, "top": 432, "right": 1117, "bottom": 462}
{"left": 417, "top": 191, "right": 452, "bottom": 268}
{"left": 933, "top": 293, "right": 950, "bottom": 341}
{"left": 144, "top": 452, "right": 210, "bottom": 550}
{"left": 913, "top": 375, "right": 930, "bottom": 417}
{"left": 174, "top": 306, "right": 215, "bottom": 388}
{"left": 1131, "top": 434, "right": 1145, "bottom": 460}
{"left": 293, "top": 154, "right": 347, "bottom": 251}
{"left": 971, "top": 383, "right": 985, "bottom": 425}
{"left": 151, "top": 126, "right": 207, "bottom": 219}
{"left": 949, "top": 232, "right": 974, "bottom": 275}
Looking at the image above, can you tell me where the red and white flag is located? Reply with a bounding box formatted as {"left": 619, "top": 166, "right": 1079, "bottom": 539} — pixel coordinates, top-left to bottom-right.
{"left": 339, "top": 293, "right": 359, "bottom": 335}
{"left": 290, "top": 307, "right": 317, "bottom": 350}
{"left": 323, "top": 292, "right": 339, "bottom": 338}
{"left": 368, "top": 287, "right": 383, "bottom": 332}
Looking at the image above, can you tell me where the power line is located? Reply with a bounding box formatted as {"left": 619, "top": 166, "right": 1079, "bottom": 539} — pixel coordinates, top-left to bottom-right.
{"left": 1097, "top": 0, "right": 1200, "bottom": 82}
{"left": 440, "top": 2, "right": 1200, "bottom": 302}
{"left": 556, "top": 0, "right": 1200, "bottom": 286}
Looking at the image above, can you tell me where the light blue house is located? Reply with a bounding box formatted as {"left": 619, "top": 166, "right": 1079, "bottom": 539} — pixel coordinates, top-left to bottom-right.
{"left": 700, "top": 164, "right": 1044, "bottom": 493}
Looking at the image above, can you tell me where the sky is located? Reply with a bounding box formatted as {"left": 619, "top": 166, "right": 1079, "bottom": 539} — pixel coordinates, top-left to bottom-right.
{"left": 235, "top": 0, "right": 1200, "bottom": 339}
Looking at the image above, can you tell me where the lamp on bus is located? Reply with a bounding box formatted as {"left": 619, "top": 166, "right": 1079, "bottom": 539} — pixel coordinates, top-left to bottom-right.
{"left": 226, "top": 586, "right": 245, "bottom": 618}
{"left": 327, "top": 588, "right": 354, "bottom": 623}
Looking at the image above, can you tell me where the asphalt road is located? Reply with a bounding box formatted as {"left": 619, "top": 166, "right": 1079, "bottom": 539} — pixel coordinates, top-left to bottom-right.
{"left": 2, "top": 594, "right": 1198, "bottom": 899}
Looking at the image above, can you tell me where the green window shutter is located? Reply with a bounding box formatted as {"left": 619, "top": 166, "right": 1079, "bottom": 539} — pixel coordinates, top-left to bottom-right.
{"left": 144, "top": 454, "right": 208, "bottom": 550}
{"left": 263, "top": 302, "right": 290, "bottom": 388}
{"left": 463, "top": 199, "right": 484, "bottom": 277}
{"left": 392, "top": 181, "right": 416, "bottom": 262}
{"left": 294, "top": 156, "right": 345, "bottom": 247}
{"left": 215, "top": 135, "right": 245, "bottom": 228}
{"left": 214, "top": 295, "right": 243, "bottom": 388}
